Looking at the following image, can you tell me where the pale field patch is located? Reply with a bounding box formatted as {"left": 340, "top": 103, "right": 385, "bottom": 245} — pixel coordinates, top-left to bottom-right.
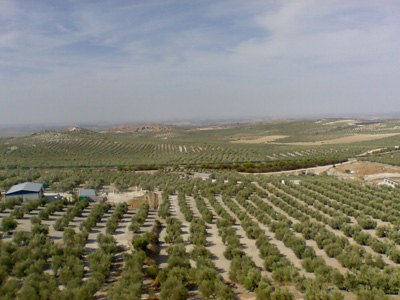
{"left": 275, "top": 133, "right": 399, "bottom": 146}
{"left": 196, "top": 126, "right": 228, "bottom": 131}
{"left": 322, "top": 119, "right": 356, "bottom": 126}
{"left": 230, "top": 135, "right": 289, "bottom": 144}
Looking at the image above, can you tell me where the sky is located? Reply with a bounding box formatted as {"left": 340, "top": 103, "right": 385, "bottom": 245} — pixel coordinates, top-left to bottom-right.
{"left": 1, "top": 0, "right": 400, "bottom": 126}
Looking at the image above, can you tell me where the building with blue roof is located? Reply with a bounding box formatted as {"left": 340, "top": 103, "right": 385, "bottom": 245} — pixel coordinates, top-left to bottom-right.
{"left": 5, "top": 182, "right": 44, "bottom": 202}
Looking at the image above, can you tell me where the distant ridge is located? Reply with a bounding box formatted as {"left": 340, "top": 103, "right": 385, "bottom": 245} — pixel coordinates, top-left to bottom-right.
{"left": 103, "top": 124, "right": 179, "bottom": 134}
{"left": 62, "top": 127, "right": 96, "bottom": 134}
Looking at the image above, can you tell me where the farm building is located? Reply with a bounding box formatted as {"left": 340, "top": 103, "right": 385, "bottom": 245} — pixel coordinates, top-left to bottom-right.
{"left": 194, "top": 172, "right": 213, "bottom": 180}
{"left": 383, "top": 177, "right": 400, "bottom": 188}
{"left": 5, "top": 182, "right": 44, "bottom": 202}
{"left": 290, "top": 179, "right": 302, "bottom": 185}
{"left": 78, "top": 189, "right": 99, "bottom": 201}
{"left": 281, "top": 179, "right": 302, "bottom": 185}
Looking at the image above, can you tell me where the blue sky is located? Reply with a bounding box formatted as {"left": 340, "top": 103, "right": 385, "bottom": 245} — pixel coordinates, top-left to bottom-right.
{"left": 1, "top": 0, "right": 400, "bottom": 125}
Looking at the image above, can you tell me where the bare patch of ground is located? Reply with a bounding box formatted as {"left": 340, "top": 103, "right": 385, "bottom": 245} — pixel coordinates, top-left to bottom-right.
{"left": 336, "top": 161, "right": 400, "bottom": 176}
{"left": 230, "top": 135, "right": 289, "bottom": 144}
{"left": 357, "top": 148, "right": 385, "bottom": 156}
{"left": 106, "top": 190, "right": 146, "bottom": 204}
{"left": 195, "top": 126, "right": 230, "bottom": 131}
{"left": 244, "top": 160, "right": 352, "bottom": 177}
{"left": 328, "top": 161, "right": 400, "bottom": 183}
{"left": 273, "top": 133, "right": 399, "bottom": 146}
{"left": 322, "top": 119, "right": 356, "bottom": 126}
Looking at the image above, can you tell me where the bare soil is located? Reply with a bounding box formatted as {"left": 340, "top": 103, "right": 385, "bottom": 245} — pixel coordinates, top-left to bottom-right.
{"left": 274, "top": 133, "right": 399, "bottom": 146}
{"left": 231, "top": 135, "right": 289, "bottom": 144}
{"left": 335, "top": 161, "right": 400, "bottom": 176}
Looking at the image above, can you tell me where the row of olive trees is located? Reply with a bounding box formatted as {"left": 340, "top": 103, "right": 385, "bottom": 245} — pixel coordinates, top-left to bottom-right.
{"left": 177, "top": 192, "right": 193, "bottom": 222}
{"left": 158, "top": 192, "right": 171, "bottom": 218}
{"left": 254, "top": 177, "right": 398, "bottom": 296}
{"left": 0, "top": 197, "right": 22, "bottom": 212}
{"left": 80, "top": 201, "right": 110, "bottom": 232}
{"left": 0, "top": 217, "right": 70, "bottom": 299}
{"left": 193, "top": 191, "right": 213, "bottom": 223}
{"left": 106, "top": 202, "right": 128, "bottom": 233}
{"left": 158, "top": 217, "right": 190, "bottom": 300}
{"left": 188, "top": 214, "right": 235, "bottom": 299}
{"left": 54, "top": 199, "right": 89, "bottom": 231}
{"left": 30, "top": 199, "right": 66, "bottom": 224}
{"left": 108, "top": 251, "right": 145, "bottom": 300}
{"left": 264, "top": 181, "right": 400, "bottom": 265}
{"left": 272, "top": 179, "right": 400, "bottom": 266}
{"left": 129, "top": 202, "right": 149, "bottom": 232}
{"left": 218, "top": 177, "right": 350, "bottom": 299}
{"left": 1, "top": 198, "right": 47, "bottom": 233}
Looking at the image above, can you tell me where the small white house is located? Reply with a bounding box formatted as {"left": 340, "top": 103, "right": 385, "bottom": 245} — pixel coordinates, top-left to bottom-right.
{"left": 384, "top": 178, "right": 399, "bottom": 188}
{"left": 290, "top": 180, "right": 302, "bottom": 185}
{"left": 281, "top": 179, "right": 301, "bottom": 185}
{"left": 194, "top": 173, "right": 212, "bottom": 180}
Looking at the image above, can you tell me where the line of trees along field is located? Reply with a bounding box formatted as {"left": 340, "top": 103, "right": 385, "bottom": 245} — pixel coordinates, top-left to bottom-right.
{"left": 1, "top": 169, "right": 400, "bottom": 298}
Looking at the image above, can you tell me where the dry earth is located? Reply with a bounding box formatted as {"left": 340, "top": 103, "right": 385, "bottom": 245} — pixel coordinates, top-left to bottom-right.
{"left": 230, "top": 133, "right": 399, "bottom": 145}
{"left": 230, "top": 135, "right": 289, "bottom": 144}
{"left": 273, "top": 133, "right": 399, "bottom": 146}
{"left": 327, "top": 161, "right": 400, "bottom": 183}
{"left": 335, "top": 161, "right": 400, "bottom": 176}
{"left": 322, "top": 120, "right": 357, "bottom": 126}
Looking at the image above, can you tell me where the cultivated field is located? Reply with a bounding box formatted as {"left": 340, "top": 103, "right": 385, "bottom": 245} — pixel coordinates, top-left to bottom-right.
{"left": 2, "top": 169, "right": 400, "bottom": 299}
{"left": 2, "top": 119, "right": 400, "bottom": 168}
{"left": 3, "top": 118, "right": 400, "bottom": 299}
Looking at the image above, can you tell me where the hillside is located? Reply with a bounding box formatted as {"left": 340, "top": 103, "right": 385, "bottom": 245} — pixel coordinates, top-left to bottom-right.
{"left": 1, "top": 119, "right": 400, "bottom": 168}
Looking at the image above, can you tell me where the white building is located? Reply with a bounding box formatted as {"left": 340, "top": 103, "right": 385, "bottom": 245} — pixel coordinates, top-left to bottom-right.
{"left": 384, "top": 177, "right": 399, "bottom": 188}
{"left": 194, "top": 172, "right": 212, "bottom": 180}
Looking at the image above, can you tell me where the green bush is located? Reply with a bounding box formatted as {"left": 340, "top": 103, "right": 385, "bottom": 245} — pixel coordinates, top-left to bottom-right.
{"left": 2, "top": 217, "right": 17, "bottom": 232}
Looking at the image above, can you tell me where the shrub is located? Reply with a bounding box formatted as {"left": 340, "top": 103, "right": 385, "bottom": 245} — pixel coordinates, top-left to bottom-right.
{"left": 2, "top": 217, "right": 17, "bottom": 232}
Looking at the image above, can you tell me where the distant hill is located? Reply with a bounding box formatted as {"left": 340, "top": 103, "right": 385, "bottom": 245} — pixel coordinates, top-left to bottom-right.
{"left": 103, "top": 124, "right": 180, "bottom": 134}
{"left": 1, "top": 118, "right": 400, "bottom": 169}
{"left": 61, "top": 127, "right": 97, "bottom": 134}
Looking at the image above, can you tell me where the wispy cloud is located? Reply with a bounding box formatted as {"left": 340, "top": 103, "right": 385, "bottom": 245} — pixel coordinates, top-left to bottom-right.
{"left": 1, "top": 1, "right": 400, "bottom": 125}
